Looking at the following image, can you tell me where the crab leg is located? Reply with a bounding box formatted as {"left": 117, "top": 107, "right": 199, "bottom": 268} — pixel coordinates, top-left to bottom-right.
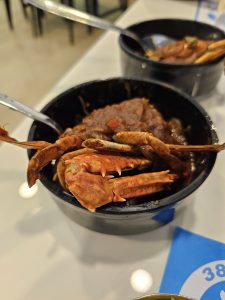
{"left": 110, "top": 170, "right": 177, "bottom": 202}
{"left": 114, "top": 131, "right": 186, "bottom": 174}
{"left": 0, "top": 127, "right": 51, "bottom": 150}
{"left": 27, "top": 134, "right": 83, "bottom": 187}
{"left": 114, "top": 132, "right": 225, "bottom": 153}
{"left": 84, "top": 136, "right": 225, "bottom": 155}
{"left": 82, "top": 139, "right": 156, "bottom": 163}
{"left": 82, "top": 138, "right": 137, "bottom": 154}
{"left": 115, "top": 132, "right": 169, "bottom": 152}
{"left": 0, "top": 127, "right": 84, "bottom": 187}
{"left": 168, "top": 143, "right": 225, "bottom": 152}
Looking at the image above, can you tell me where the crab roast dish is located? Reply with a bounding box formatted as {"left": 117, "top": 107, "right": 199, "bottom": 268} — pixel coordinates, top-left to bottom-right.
{"left": 146, "top": 37, "right": 225, "bottom": 64}
{"left": 1, "top": 97, "right": 224, "bottom": 212}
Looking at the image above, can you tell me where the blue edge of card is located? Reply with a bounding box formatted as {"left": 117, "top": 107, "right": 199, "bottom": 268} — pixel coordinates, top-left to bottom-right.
{"left": 159, "top": 227, "right": 225, "bottom": 300}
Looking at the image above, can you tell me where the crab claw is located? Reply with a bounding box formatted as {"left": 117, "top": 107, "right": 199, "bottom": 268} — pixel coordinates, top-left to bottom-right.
{"left": 110, "top": 170, "right": 177, "bottom": 201}
{"left": 65, "top": 165, "right": 177, "bottom": 212}
{"left": 60, "top": 150, "right": 179, "bottom": 212}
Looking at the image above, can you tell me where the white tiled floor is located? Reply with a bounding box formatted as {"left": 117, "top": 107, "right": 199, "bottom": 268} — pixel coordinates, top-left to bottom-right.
{"left": 0, "top": 0, "right": 134, "bottom": 130}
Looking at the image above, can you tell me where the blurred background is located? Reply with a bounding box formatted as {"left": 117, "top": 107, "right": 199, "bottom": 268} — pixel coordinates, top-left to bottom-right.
{"left": 0, "top": 0, "right": 135, "bottom": 130}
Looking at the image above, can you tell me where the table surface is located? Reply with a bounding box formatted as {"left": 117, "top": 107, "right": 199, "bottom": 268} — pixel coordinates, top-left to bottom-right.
{"left": 1, "top": 1, "right": 225, "bottom": 299}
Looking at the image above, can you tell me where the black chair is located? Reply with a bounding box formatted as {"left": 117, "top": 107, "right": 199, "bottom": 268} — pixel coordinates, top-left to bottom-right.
{"left": 60, "top": 0, "right": 75, "bottom": 44}
{"left": 20, "top": 0, "right": 28, "bottom": 19}
{"left": 2, "top": 0, "right": 38, "bottom": 31}
{"left": 85, "top": 0, "right": 128, "bottom": 33}
{"left": 3, "top": 0, "right": 44, "bottom": 36}
{"left": 21, "top": 0, "right": 76, "bottom": 43}
{"left": 4, "top": 0, "right": 128, "bottom": 43}
{"left": 3, "top": 0, "right": 13, "bottom": 29}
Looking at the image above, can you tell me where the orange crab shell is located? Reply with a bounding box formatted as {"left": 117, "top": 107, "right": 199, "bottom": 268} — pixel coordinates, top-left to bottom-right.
{"left": 56, "top": 150, "right": 177, "bottom": 212}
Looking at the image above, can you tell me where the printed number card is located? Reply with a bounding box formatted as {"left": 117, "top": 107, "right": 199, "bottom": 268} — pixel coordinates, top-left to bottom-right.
{"left": 160, "top": 227, "right": 225, "bottom": 300}
{"left": 195, "top": 0, "right": 219, "bottom": 24}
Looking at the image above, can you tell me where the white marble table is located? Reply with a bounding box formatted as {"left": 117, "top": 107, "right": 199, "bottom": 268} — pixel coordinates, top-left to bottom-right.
{"left": 0, "top": 1, "right": 225, "bottom": 299}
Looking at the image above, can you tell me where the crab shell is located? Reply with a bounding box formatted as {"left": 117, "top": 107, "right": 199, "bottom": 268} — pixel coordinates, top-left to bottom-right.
{"left": 57, "top": 149, "right": 177, "bottom": 212}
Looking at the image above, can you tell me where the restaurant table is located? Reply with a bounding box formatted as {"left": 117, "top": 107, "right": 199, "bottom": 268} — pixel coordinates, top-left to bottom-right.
{"left": 1, "top": 1, "right": 225, "bottom": 299}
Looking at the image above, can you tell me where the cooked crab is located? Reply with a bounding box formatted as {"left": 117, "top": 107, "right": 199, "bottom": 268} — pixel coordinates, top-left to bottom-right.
{"left": 1, "top": 98, "right": 225, "bottom": 211}
{"left": 56, "top": 148, "right": 178, "bottom": 211}
{"left": 0, "top": 98, "right": 189, "bottom": 187}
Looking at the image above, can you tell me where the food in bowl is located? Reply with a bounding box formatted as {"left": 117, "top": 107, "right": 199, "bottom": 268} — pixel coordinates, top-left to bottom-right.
{"left": 0, "top": 78, "right": 222, "bottom": 234}
{"left": 145, "top": 37, "right": 225, "bottom": 64}
{"left": 119, "top": 19, "right": 225, "bottom": 96}
{"left": 1, "top": 97, "right": 224, "bottom": 212}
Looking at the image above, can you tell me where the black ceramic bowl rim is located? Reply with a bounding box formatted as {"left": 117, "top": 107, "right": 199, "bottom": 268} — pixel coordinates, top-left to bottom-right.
{"left": 119, "top": 18, "right": 225, "bottom": 68}
{"left": 27, "top": 77, "right": 218, "bottom": 216}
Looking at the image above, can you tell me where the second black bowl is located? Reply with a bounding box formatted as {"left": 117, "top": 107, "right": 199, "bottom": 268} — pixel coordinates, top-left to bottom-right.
{"left": 119, "top": 19, "right": 225, "bottom": 97}
{"left": 28, "top": 78, "right": 218, "bottom": 234}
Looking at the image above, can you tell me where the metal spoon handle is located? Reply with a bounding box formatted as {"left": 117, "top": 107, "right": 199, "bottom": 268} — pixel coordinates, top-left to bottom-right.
{"left": 25, "top": 0, "right": 142, "bottom": 46}
{"left": 0, "top": 93, "right": 62, "bottom": 135}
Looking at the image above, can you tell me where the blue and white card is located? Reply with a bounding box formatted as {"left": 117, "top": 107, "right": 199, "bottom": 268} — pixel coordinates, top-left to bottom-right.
{"left": 195, "top": 0, "right": 218, "bottom": 24}
{"left": 160, "top": 227, "right": 225, "bottom": 300}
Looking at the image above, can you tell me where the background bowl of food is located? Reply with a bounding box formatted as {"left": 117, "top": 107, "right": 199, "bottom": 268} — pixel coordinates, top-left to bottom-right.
{"left": 119, "top": 19, "right": 225, "bottom": 97}
{"left": 24, "top": 78, "right": 221, "bottom": 235}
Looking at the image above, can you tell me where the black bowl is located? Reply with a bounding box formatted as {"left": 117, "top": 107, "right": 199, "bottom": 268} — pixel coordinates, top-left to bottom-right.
{"left": 28, "top": 78, "right": 218, "bottom": 235}
{"left": 119, "top": 19, "right": 225, "bottom": 97}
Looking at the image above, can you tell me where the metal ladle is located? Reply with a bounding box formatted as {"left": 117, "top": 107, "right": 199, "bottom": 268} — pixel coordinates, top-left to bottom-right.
{"left": 25, "top": 0, "right": 174, "bottom": 52}
{"left": 0, "top": 93, "right": 62, "bottom": 135}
